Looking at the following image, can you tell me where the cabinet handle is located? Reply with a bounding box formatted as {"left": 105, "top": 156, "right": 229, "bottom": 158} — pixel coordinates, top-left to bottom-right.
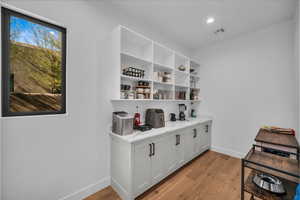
{"left": 149, "top": 144, "right": 152, "bottom": 157}
{"left": 176, "top": 135, "right": 179, "bottom": 145}
{"left": 178, "top": 135, "right": 181, "bottom": 145}
{"left": 152, "top": 143, "right": 155, "bottom": 156}
{"left": 205, "top": 125, "right": 209, "bottom": 133}
{"left": 193, "top": 129, "right": 197, "bottom": 138}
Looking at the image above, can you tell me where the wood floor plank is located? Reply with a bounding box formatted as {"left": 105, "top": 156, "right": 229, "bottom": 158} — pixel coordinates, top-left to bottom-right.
{"left": 84, "top": 151, "right": 247, "bottom": 200}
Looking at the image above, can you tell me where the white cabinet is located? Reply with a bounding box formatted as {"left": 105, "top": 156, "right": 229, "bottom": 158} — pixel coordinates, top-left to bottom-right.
{"left": 184, "top": 129, "right": 195, "bottom": 161}
{"left": 184, "top": 123, "right": 212, "bottom": 163}
{"left": 133, "top": 136, "right": 169, "bottom": 196}
{"left": 110, "top": 120, "right": 212, "bottom": 200}
{"left": 193, "top": 127, "right": 202, "bottom": 157}
{"left": 165, "top": 130, "right": 186, "bottom": 175}
{"left": 133, "top": 141, "right": 152, "bottom": 196}
{"left": 151, "top": 136, "right": 168, "bottom": 185}
{"left": 175, "top": 132, "right": 185, "bottom": 167}
{"left": 165, "top": 134, "right": 178, "bottom": 174}
{"left": 197, "top": 122, "right": 211, "bottom": 153}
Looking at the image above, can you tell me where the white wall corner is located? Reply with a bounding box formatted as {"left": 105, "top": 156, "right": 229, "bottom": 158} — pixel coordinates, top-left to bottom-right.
{"left": 57, "top": 177, "right": 110, "bottom": 200}
{"left": 0, "top": 5, "right": 3, "bottom": 200}
{"left": 211, "top": 146, "right": 244, "bottom": 159}
{"left": 297, "top": 0, "right": 300, "bottom": 143}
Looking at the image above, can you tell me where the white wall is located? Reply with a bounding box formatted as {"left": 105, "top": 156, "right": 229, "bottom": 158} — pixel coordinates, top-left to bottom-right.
{"left": 296, "top": 0, "right": 300, "bottom": 142}
{"left": 0, "top": 1, "right": 190, "bottom": 200}
{"left": 0, "top": 5, "right": 2, "bottom": 199}
{"left": 193, "top": 21, "right": 298, "bottom": 157}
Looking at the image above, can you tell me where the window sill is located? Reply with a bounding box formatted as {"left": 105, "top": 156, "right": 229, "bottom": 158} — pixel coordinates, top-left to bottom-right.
{"left": 0, "top": 113, "right": 69, "bottom": 120}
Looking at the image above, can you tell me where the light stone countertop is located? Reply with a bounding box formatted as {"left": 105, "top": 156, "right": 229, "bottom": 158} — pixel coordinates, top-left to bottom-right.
{"left": 110, "top": 116, "right": 213, "bottom": 143}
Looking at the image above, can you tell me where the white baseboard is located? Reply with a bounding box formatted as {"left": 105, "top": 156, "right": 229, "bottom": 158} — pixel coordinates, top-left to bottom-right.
{"left": 111, "top": 177, "right": 132, "bottom": 200}
{"left": 211, "top": 146, "right": 244, "bottom": 158}
{"left": 58, "top": 177, "right": 110, "bottom": 200}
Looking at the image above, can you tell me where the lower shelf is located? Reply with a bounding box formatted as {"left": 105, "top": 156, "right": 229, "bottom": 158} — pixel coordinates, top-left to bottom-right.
{"left": 110, "top": 99, "right": 202, "bottom": 102}
{"left": 244, "top": 170, "right": 297, "bottom": 200}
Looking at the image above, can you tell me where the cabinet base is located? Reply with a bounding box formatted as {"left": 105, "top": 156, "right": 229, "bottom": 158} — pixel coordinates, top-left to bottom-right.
{"left": 111, "top": 178, "right": 134, "bottom": 200}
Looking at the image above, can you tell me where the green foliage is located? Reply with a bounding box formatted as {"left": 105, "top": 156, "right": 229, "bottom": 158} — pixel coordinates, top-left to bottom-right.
{"left": 10, "top": 31, "right": 62, "bottom": 94}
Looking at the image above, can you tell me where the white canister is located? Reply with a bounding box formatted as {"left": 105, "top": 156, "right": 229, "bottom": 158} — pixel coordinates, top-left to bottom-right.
{"left": 153, "top": 72, "right": 159, "bottom": 81}
{"left": 136, "top": 88, "right": 144, "bottom": 93}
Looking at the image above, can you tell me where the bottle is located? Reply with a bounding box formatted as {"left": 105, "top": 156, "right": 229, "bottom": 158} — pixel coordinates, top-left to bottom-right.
{"left": 191, "top": 109, "right": 197, "bottom": 118}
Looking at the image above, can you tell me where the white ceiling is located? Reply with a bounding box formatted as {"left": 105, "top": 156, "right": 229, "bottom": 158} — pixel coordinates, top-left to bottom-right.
{"left": 109, "top": 0, "right": 297, "bottom": 52}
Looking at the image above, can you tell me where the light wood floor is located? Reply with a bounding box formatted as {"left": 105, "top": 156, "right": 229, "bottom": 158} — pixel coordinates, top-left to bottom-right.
{"left": 85, "top": 151, "right": 251, "bottom": 200}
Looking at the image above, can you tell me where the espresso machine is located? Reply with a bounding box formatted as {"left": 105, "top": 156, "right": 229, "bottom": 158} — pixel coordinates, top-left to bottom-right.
{"left": 178, "top": 104, "right": 187, "bottom": 121}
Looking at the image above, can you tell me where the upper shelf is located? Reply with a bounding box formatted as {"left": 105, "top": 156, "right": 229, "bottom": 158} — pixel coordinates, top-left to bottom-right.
{"left": 121, "top": 27, "right": 153, "bottom": 62}
{"left": 175, "top": 53, "right": 189, "bottom": 72}
{"left": 115, "top": 25, "right": 202, "bottom": 102}
{"left": 121, "top": 52, "right": 152, "bottom": 66}
{"left": 111, "top": 99, "right": 201, "bottom": 103}
{"left": 154, "top": 43, "right": 174, "bottom": 68}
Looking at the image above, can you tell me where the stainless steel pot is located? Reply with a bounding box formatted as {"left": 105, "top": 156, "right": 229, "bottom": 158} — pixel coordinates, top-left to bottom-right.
{"left": 252, "top": 173, "right": 285, "bottom": 194}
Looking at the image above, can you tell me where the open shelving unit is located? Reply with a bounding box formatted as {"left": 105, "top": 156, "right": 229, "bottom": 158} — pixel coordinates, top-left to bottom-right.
{"left": 111, "top": 25, "right": 202, "bottom": 102}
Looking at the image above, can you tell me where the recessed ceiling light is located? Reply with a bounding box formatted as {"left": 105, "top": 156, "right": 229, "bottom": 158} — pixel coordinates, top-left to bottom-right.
{"left": 206, "top": 17, "right": 215, "bottom": 24}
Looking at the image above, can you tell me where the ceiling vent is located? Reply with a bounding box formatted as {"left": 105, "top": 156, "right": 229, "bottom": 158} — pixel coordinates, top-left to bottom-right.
{"left": 214, "top": 28, "right": 225, "bottom": 34}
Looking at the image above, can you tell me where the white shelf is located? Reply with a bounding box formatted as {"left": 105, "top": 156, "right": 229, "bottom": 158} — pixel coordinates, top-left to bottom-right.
{"left": 121, "top": 27, "right": 153, "bottom": 62}
{"left": 154, "top": 43, "right": 174, "bottom": 67}
{"left": 112, "top": 25, "right": 203, "bottom": 103}
{"left": 175, "top": 70, "right": 189, "bottom": 75}
{"left": 190, "top": 60, "right": 200, "bottom": 68}
{"left": 153, "top": 63, "right": 173, "bottom": 71}
{"left": 111, "top": 99, "right": 198, "bottom": 102}
{"left": 121, "top": 75, "right": 152, "bottom": 82}
{"left": 153, "top": 81, "right": 173, "bottom": 86}
{"left": 111, "top": 99, "right": 153, "bottom": 102}
{"left": 190, "top": 74, "right": 200, "bottom": 79}
{"left": 175, "top": 84, "right": 189, "bottom": 88}
{"left": 175, "top": 53, "right": 189, "bottom": 72}
{"left": 153, "top": 99, "right": 190, "bottom": 102}
{"left": 121, "top": 52, "right": 152, "bottom": 65}
{"left": 191, "top": 99, "right": 202, "bottom": 103}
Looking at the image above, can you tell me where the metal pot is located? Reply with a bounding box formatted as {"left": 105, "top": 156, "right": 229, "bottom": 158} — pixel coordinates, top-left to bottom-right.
{"left": 252, "top": 173, "right": 285, "bottom": 194}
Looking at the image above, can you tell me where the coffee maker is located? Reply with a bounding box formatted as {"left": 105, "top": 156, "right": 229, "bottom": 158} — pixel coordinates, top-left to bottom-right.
{"left": 178, "top": 104, "right": 187, "bottom": 121}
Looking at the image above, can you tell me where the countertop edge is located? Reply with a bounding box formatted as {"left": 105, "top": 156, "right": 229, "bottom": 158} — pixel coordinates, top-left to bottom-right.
{"left": 109, "top": 118, "right": 213, "bottom": 144}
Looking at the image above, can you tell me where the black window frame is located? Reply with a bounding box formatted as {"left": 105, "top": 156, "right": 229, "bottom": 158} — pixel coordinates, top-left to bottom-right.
{"left": 1, "top": 7, "right": 67, "bottom": 117}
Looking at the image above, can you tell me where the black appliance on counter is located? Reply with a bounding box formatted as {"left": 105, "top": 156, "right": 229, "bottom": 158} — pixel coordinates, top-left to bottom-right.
{"left": 145, "top": 109, "right": 165, "bottom": 128}
{"left": 178, "top": 104, "right": 187, "bottom": 121}
{"left": 136, "top": 124, "right": 152, "bottom": 132}
{"left": 170, "top": 113, "right": 176, "bottom": 121}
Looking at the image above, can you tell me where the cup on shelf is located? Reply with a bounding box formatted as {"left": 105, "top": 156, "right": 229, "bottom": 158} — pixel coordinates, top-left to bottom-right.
{"left": 136, "top": 88, "right": 144, "bottom": 93}
{"left": 153, "top": 72, "right": 159, "bottom": 81}
{"left": 128, "top": 91, "right": 135, "bottom": 99}
{"left": 137, "top": 94, "right": 144, "bottom": 99}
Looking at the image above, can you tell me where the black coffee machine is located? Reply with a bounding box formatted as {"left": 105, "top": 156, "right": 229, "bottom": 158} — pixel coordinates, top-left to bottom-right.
{"left": 178, "top": 104, "right": 187, "bottom": 121}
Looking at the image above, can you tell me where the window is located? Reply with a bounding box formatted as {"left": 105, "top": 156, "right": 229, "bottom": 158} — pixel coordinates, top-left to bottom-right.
{"left": 1, "top": 7, "right": 66, "bottom": 116}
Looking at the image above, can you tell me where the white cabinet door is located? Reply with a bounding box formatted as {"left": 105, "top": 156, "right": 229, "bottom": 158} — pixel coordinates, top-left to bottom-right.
{"left": 184, "top": 129, "right": 195, "bottom": 162}
{"left": 203, "top": 123, "right": 211, "bottom": 150}
{"left": 133, "top": 141, "right": 152, "bottom": 196}
{"left": 176, "top": 132, "right": 185, "bottom": 167}
{"left": 165, "top": 134, "right": 178, "bottom": 175}
{"left": 165, "top": 131, "right": 186, "bottom": 174}
{"left": 197, "top": 125, "right": 205, "bottom": 151}
{"left": 192, "top": 127, "right": 202, "bottom": 157}
{"left": 197, "top": 123, "right": 211, "bottom": 153}
{"left": 151, "top": 136, "right": 168, "bottom": 185}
